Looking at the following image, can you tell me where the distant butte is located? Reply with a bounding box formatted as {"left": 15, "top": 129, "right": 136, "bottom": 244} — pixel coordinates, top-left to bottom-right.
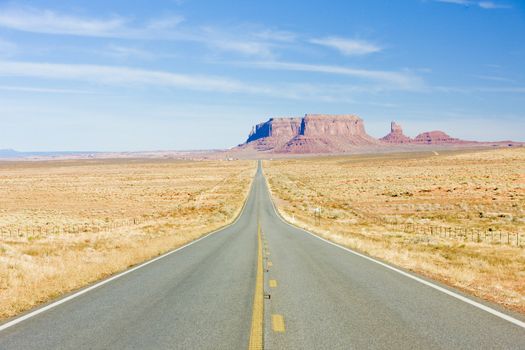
{"left": 233, "top": 114, "right": 521, "bottom": 154}
{"left": 380, "top": 122, "right": 412, "bottom": 144}
{"left": 380, "top": 122, "right": 466, "bottom": 145}
{"left": 237, "top": 114, "right": 378, "bottom": 153}
{"left": 412, "top": 130, "right": 464, "bottom": 144}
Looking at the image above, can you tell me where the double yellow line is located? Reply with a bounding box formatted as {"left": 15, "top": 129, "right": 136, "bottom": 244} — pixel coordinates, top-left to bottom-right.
{"left": 248, "top": 222, "right": 264, "bottom": 349}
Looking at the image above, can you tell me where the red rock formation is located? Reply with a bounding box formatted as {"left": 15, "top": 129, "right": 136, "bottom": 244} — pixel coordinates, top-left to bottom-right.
{"left": 234, "top": 115, "right": 518, "bottom": 154}
{"left": 237, "top": 114, "right": 378, "bottom": 153}
{"left": 380, "top": 122, "right": 472, "bottom": 145}
{"left": 243, "top": 117, "right": 302, "bottom": 151}
{"left": 246, "top": 117, "right": 302, "bottom": 142}
{"left": 380, "top": 121, "right": 412, "bottom": 143}
{"left": 413, "top": 130, "right": 462, "bottom": 144}
{"left": 283, "top": 114, "right": 378, "bottom": 153}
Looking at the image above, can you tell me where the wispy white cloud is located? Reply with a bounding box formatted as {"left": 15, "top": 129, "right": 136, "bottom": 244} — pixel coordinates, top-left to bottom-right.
{"left": 0, "top": 60, "right": 424, "bottom": 102}
{"left": 0, "top": 61, "right": 247, "bottom": 92}
{"left": 478, "top": 1, "right": 511, "bottom": 8}
{"left": 104, "top": 45, "right": 156, "bottom": 60}
{"left": 310, "top": 37, "right": 381, "bottom": 56}
{"left": 254, "top": 29, "right": 297, "bottom": 42}
{"left": 432, "top": 85, "right": 525, "bottom": 93}
{"left": 434, "top": 0, "right": 511, "bottom": 9}
{"left": 145, "top": 15, "right": 185, "bottom": 31}
{"left": 473, "top": 74, "right": 514, "bottom": 83}
{"left": 199, "top": 27, "right": 275, "bottom": 57}
{"left": 211, "top": 40, "right": 273, "bottom": 56}
{"left": 435, "top": 0, "right": 471, "bottom": 5}
{"left": 0, "top": 6, "right": 279, "bottom": 57}
{"left": 0, "top": 6, "right": 130, "bottom": 37}
{"left": 475, "top": 86, "right": 525, "bottom": 93}
{"left": 196, "top": 24, "right": 302, "bottom": 58}
{"left": 0, "top": 6, "right": 185, "bottom": 39}
{"left": 0, "top": 60, "right": 335, "bottom": 100}
{"left": 0, "top": 5, "right": 387, "bottom": 60}
{"left": 0, "top": 85, "right": 95, "bottom": 94}
{"left": 243, "top": 61, "right": 423, "bottom": 90}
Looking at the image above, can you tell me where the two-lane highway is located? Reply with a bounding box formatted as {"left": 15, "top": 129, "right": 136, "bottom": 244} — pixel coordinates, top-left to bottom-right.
{"left": 1, "top": 161, "right": 524, "bottom": 349}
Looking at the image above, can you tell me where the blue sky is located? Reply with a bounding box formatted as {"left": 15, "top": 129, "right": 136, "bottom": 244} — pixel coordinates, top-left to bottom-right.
{"left": 0, "top": 0, "right": 524, "bottom": 151}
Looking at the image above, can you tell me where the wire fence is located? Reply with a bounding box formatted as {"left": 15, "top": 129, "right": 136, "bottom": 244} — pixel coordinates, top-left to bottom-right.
{"left": 0, "top": 217, "right": 148, "bottom": 241}
{"left": 310, "top": 209, "right": 523, "bottom": 247}
{"left": 369, "top": 216, "right": 523, "bottom": 246}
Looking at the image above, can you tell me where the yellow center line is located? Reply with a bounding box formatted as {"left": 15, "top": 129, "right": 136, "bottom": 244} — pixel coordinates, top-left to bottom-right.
{"left": 272, "top": 314, "right": 285, "bottom": 333}
{"left": 248, "top": 222, "right": 264, "bottom": 350}
{"left": 269, "top": 279, "right": 277, "bottom": 288}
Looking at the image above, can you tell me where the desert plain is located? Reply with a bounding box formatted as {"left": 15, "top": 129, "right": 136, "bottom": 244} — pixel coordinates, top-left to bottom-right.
{"left": 264, "top": 148, "right": 525, "bottom": 313}
{"left": 0, "top": 159, "right": 256, "bottom": 320}
{"left": 1, "top": 147, "right": 524, "bottom": 322}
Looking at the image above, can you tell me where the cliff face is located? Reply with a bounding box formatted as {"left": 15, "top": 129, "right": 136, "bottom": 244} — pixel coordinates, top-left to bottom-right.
{"left": 300, "top": 114, "right": 368, "bottom": 137}
{"left": 238, "top": 114, "right": 378, "bottom": 153}
{"left": 243, "top": 117, "right": 303, "bottom": 151}
{"left": 246, "top": 117, "right": 302, "bottom": 143}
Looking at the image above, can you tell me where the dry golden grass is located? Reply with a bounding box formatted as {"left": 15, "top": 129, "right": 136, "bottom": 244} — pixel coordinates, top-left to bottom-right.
{"left": 264, "top": 148, "right": 525, "bottom": 314}
{"left": 0, "top": 158, "right": 256, "bottom": 320}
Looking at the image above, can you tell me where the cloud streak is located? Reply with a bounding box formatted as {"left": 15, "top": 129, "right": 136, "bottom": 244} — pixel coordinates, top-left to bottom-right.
{"left": 0, "top": 61, "right": 248, "bottom": 92}
{"left": 0, "top": 5, "right": 281, "bottom": 58}
{"left": 0, "top": 85, "right": 95, "bottom": 94}
{"left": 310, "top": 37, "right": 381, "bottom": 56}
{"left": 0, "top": 60, "right": 348, "bottom": 100}
{"left": 244, "top": 61, "right": 423, "bottom": 90}
{"left": 0, "top": 6, "right": 185, "bottom": 39}
{"left": 0, "top": 5, "right": 390, "bottom": 60}
{"left": 0, "top": 60, "right": 428, "bottom": 102}
{"left": 434, "top": 0, "right": 511, "bottom": 9}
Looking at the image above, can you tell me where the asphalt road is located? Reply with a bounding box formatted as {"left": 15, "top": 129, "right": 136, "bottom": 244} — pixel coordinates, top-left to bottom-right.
{"left": 1, "top": 161, "right": 524, "bottom": 349}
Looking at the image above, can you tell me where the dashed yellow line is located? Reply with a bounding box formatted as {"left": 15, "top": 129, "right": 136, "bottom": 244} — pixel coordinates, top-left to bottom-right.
{"left": 269, "top": 279, "right": 277, "bottom": 288}
{"left": 248, "top": 223, "right": 264, "bottom": 350}
{"left": 272, "top": 314, "right": 285, "bottom": 333}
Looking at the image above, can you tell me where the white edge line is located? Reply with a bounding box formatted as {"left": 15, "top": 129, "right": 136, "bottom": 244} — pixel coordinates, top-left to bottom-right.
{"left": 0, "top": 165, "right": 257, "bottom": 333}
{"left": 262, "top": 167, "right": 525, "bottom": 330}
